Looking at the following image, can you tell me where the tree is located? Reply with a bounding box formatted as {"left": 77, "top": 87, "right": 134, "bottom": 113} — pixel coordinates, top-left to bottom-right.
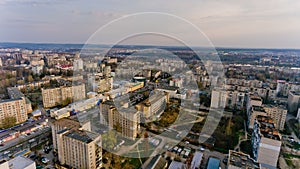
{"left": 61, "top": 97, "right": 72, "bottom": 107}
{"left": 102, "top": 130, "right": 117, "bottom": 151}
{"left": 1, "top": 116, "right": 17, "bottom": 129}
{"left": 27, "top": 75, "right": 34, "bottom": 83}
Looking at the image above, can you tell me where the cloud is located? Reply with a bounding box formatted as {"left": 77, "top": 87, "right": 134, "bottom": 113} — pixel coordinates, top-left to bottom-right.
{"left": 0, "top": 0, "right": 300, "bottom": 48}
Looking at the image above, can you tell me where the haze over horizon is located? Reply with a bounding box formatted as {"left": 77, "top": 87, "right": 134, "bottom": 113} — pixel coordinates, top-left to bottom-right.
{"left": 1, "top": 0, "right": 300, "bottom": 49}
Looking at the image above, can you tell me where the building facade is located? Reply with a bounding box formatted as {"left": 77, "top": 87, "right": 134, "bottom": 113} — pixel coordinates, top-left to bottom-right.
{"left": 136, "top": 91, "right": 167, "bottom": 121}
{"left": 263, "top": 105, "right": 287, "bottom": 130}
{"left": 252, "top": 116, "right": 281, "bottom": 169}
{"left": 287, "top": 91, "right": 300, "bottom": 114}
{"left": 57, "top": 129, "right": 102, "bottom": 169}
{"left": 100, "top": 100, "right": 140, "bottom": 139}
{"left": 42, "top": 84, "right": 86, "bottom": 108}
{"left": 0, "top": 98, "right": 28, "bottom": 127}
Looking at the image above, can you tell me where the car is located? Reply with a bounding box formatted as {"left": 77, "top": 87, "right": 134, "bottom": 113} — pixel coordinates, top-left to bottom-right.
{"left": 3, "top": 151, "right": 10, "bottom": 155}
{"left": 29, "top": 154, "right": 37, "bottom": 160}
{"left": 199, "top": 147, "right": 205, "bottom": 151}
{"left": 223, "top": 158, "right": 228, "bottom": 164}
{"left": 41, "top": 157, "right": 49, "bottom": 164}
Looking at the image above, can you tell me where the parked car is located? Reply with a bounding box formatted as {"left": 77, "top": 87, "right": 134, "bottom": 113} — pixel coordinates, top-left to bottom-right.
{"left": 41, "top": 157, "right": 49, "bottom": 164}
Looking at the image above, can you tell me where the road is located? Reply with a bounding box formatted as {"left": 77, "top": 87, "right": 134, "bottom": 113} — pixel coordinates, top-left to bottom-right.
{"left": 0, "top": 127, "right": 51, "bottom": 160}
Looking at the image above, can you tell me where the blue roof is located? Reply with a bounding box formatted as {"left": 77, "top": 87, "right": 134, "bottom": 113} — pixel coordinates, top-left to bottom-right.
{"left": 207, "top": 157, "right": 220, "bottom": 169}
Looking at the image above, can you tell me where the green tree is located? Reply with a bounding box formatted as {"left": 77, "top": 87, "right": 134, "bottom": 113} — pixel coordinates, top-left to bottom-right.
{"left": 1, "top": 116, "right": 17, "bottom": 129}
{"left": 61, "top": 97, "right": 72, "bottom": 107}
{"left": 102, "top": 130, "right": 117, "bottom": 151}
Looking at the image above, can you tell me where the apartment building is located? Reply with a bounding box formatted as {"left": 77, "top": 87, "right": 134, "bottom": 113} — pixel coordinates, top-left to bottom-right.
{"left": 97, "top": 77, "right": 113, "bottom": 93}
{"left": 51, "top": 117, "right": 91, "bottom": 150}
{"left": 42, "top": 84, "right": 86, "bottom": 108}
{"left": 0, "top": 98, "right": 28, "bottom": 127}
{"left": 263, "top": 105, "right": 287, "bottom": 130}
{"left": 211, "top": 89, "right": 246, "bottom": 110}
{"left": 100, "top": 100, "right": 140, "bottom": 139}
{"left": 246, "top": 95, "right": 263, "bottom": 118}
{"left": 248, "top": 106, "right": 267, "bottom": 129}
{"left": 227, "top": 150, "right": 260, "bottom": 169}
{"left": 7, "top": 87, "right": 32, "bottom": 113}
{"left": 276, "top": 80, "right": 300, "bottom": 97}
{"left": 56, "top": 129, "right": 102, "bottom": 169}
{"left": 287, "top": 91, "right": 300, "bottom": 114}
{"left": 136, "top": 91, "right": 167, "bottom": 121}
{"left": 252, "top": 116, "right": 281, "bottom": 169}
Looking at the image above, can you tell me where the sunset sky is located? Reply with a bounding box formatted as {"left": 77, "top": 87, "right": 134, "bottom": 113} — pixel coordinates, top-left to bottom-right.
{"left": 1, "top": 0, "right": 300, "bottom": 48}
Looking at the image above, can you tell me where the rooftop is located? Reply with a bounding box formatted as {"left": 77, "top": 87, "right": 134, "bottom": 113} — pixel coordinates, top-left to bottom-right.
{"left": 8, "top": 156, "right": 35, "bottom": 169}
{"left": 252, "top": 105, "right": 266, "bottom": 113}
{"left": 228, "top": 150, "right": 260, "bottom": 169}
{"left": 52, "top": 118, "right": 81, "bottom": 129}
{"left": 0, "top": 98, "right": 23, "bottom": 104}
{"left": 191, "top": 151, "right": 203, "bottom": 169}
{"left": 156, "top": 85, "right": 179, "bottom": 91}
{"left": 64, "top": 129, "right": 100, "bottom": 143}
{"left": 7, "top": 87, "right": 24, "bottom": 99}
{"left": 250, "top": 95, "right": 262, "bottom": 101}
{"left": 256, "top": 115, "right": 281, "bottom": 141}
{"left": 207, "top": 157, "right": 220, "bottom": 169}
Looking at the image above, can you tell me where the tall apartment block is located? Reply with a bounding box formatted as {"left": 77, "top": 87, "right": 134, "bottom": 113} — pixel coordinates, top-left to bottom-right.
{"left": 56, "top": 129, "right": 102, "bottom": 169}
{"left": 287, "top": 91, "right": 300, "bottom": 114}
{"left": 0, "top": 98, "right": 28, "bottom": 127}
{"left": 263, "top": 105, "right": 287, "bottom": 130}
{"left": 211, "top": 89, "right": 246, "bottom": 110}
{"left": 51, "top": 117, "right": 91, "bottom": 150}
{"left": 42, "top": 84, "right": 86, "bottom": 108}
{"left": 51, "top": 118, "right": 101, "bottom": 169}
{"left": 100, "top": 100, "right": 140, "bottom": 139}
{"left": 252, "top": 115, "right": 281, "bottom": 169}
{"left": 7, "top": 87, "right": 32, "bottom": 113}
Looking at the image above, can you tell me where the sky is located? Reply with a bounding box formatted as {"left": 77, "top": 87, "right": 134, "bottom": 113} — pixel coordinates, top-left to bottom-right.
{"left": 0, "top": 0, "right": 300, "bottom": 48}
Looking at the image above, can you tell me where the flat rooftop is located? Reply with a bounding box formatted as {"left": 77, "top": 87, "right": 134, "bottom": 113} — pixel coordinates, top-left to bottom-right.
{"left": 252, "top": 105, "right": 266, "bottom": 112}
{"left": 228, "top": 150, "right": 260, "bottom": 169}
{"left": 250, "top": 95, "right": 262, "bottom": 101}
{"left": 8, "top": 156, "right": 35, "bottom": 169}
{"left": 52, "top": 118, "right": 81, "bottom": 129}
{"left": 64, "top": 129, "right": 99, "bottom": 143}
{"left": 256, "top": 115, "right": 281, "bottom": 141}
{"left": 156, "top": 85, "right": 179, "bottom": 91}
{"left": 7, "top": 87, "right": 24, "bottom": 99}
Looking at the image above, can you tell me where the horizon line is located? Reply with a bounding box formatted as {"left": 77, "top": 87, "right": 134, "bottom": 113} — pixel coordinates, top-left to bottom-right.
{"left": 1, "top": 41, "right": 300, "bottom": 50}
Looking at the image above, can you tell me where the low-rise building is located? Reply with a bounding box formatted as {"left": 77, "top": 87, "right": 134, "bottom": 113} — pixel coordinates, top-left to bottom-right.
{"left": 0, "top": 156, "right": 36, "bottom": 169}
